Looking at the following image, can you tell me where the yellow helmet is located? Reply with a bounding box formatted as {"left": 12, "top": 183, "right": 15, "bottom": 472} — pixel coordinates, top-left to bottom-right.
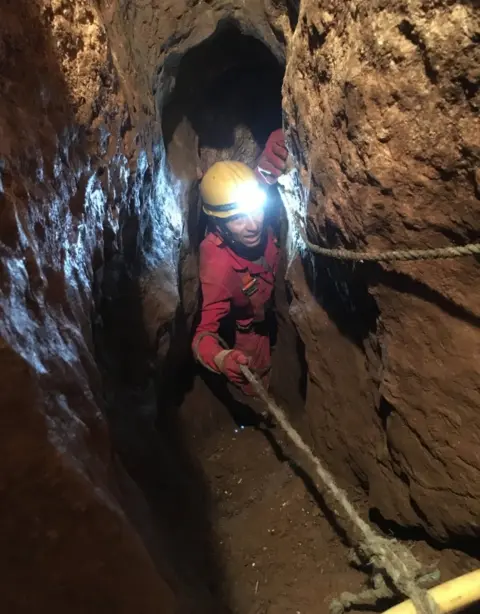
{"left": 200, "top": 161, "right": 266, "bottom": 219}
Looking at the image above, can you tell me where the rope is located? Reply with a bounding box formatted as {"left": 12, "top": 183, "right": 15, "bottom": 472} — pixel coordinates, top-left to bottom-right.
{"left": 295, "top": 218, "right": 480, "bottom": 262}
{"left": 330, "top": 570, "right": 441, "bottom": 614}
{"left": 240, "top": 365, "right": 439, "bottom": 614}
{"left": 304, "top": 238, "right": 480, "bottom": 262}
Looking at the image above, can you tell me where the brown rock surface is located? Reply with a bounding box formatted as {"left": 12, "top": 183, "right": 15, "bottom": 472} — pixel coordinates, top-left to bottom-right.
{"left": 283, "top": 0, "right": 480, "bottom": 541}
{"left": 0, "top": 0, "right": 288, "bottom": 611}
{"left": 0, "top": 0, "right": 182, "bottom": 610}
{"left": 0, "top": 0, "right": 235, "bottom": 610}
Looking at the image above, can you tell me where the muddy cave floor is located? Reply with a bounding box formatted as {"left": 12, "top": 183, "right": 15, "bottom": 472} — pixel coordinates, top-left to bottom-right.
{"left": 122, "top": 373, "right": 474, "bottom": 614}
{"left": 187, "top": 415, "right": 365, "bottom": 614}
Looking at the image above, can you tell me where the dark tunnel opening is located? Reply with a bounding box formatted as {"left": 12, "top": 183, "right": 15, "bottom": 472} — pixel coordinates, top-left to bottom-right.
{"left": 161, "top": 23, "right": 286, "bottom": 254}
{"left": 161, "top": 24, "right": 284, "bottom": 156}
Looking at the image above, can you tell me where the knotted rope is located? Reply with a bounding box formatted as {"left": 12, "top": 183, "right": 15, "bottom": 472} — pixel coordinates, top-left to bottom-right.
{"left": 240, "top": 365, "right": 439, "bottom": 614}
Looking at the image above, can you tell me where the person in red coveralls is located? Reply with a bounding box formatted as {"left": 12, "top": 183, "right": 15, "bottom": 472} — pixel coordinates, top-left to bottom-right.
{"left": 192, "top": 130, "right": 288, "bottom": 425}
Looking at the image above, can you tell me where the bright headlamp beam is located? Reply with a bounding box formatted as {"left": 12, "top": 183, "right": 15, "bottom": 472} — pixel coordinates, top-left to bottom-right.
{"left": 232, "top": 181, "right": 266, "bottom": 215}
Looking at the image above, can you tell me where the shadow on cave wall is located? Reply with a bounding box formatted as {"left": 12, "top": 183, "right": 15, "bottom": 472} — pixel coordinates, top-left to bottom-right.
{"left": 301, "top": 226, "right": 480, "bottom": 357}
{"left": 301, "top": 217, "right": 380, "bottom": 351}
{"left": 302, "top": 192, "right": 480, "bottom": 350}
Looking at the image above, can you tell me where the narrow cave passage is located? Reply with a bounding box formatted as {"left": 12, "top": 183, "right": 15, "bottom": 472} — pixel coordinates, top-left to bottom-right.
{"left": 151, "top": 23, "right": 371, "bottom": 613}
{"left": 93, "top": 24, "right": 331, "bottom": 614}
{"left": 148, "top": 23, "right": 479, "bottom": 614}
{"left": 97, "top": 23, "right": 479, "bottom": 614}
{"left": 2, "top": 1, "right": 480, "bottom": 613}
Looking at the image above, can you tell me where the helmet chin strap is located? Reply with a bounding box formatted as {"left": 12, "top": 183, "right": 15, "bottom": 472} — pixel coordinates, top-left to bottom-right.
{"left": 215, "top": 221, "right": 236, "bottom": 245}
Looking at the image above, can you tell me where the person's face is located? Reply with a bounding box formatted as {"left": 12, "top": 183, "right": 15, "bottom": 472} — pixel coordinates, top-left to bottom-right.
{"left": 223, "top": 209, "right": 265, "bottom": 248}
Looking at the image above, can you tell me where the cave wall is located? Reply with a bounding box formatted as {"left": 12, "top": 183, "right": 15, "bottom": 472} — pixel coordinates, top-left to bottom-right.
{"left": 0, "top": 0, "right": 186, "bottom": 610}
{"left": 282, "top": 0, "right": 480, "bottom": 542}
{"left": 0, "top": 0, "right": 291, "bottom": 611}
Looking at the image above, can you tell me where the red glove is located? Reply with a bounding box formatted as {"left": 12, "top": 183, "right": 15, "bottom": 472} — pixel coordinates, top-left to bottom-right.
{"left": 214, "top": 350, "right": 250, "bottom": 386}
{"left": 255, "top": 129, "right": 288, "bottom": 185}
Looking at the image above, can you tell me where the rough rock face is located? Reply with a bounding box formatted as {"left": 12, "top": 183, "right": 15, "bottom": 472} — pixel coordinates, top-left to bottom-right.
{"left": 0, "top": 0, "right": 288, "bottom": 611}
{"left": 282, "top": 0, "right": 480, "bottom": 541}
{"left": 0, "top": 0, "right": 187, "bottom": 611}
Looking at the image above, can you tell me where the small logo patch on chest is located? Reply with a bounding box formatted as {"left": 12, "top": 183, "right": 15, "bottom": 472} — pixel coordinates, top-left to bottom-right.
{"left": 241, "top": 273, "right": 258, "bottom": 297}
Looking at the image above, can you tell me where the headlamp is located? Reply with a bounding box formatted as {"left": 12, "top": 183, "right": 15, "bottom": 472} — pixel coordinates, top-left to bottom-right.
{"left": 232, "top": 181, "right": 266, "bottom": 215}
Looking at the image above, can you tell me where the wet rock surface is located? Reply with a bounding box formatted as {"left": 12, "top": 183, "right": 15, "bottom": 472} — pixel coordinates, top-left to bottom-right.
{"left": 0, "top": 0, "right": 182, "bottom": 611}
{"left": 283, "top": 0, "right": 480, "bottom": 541}
{"left": 0, "top": 0, "right": 287, "bottom": 611}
